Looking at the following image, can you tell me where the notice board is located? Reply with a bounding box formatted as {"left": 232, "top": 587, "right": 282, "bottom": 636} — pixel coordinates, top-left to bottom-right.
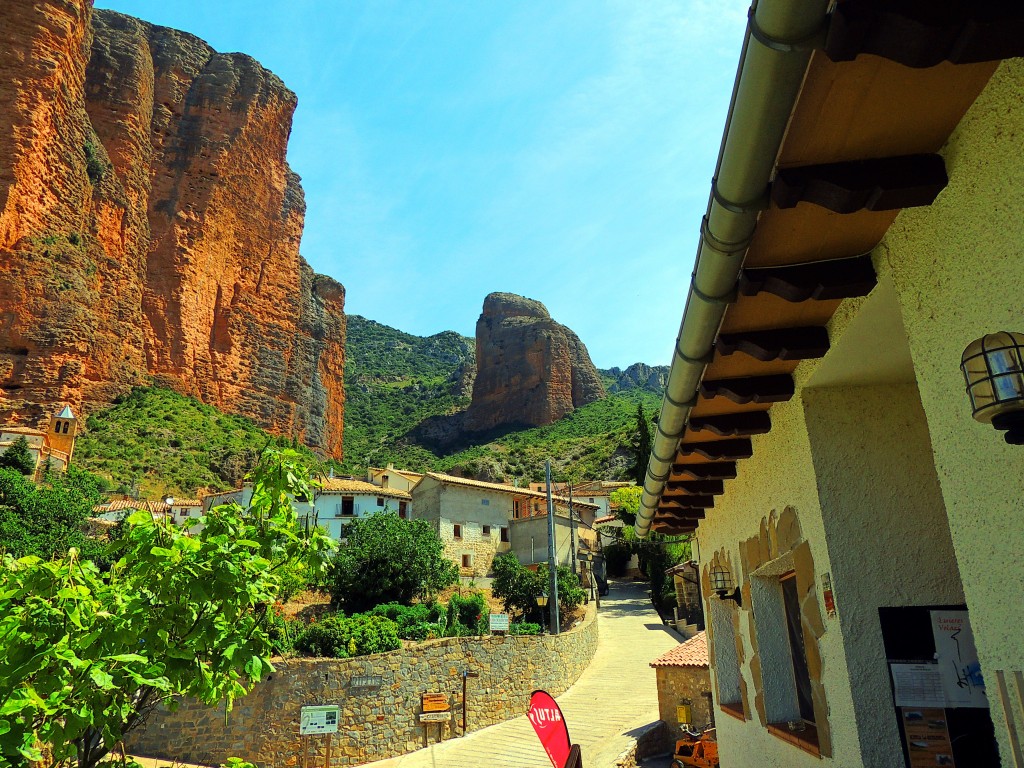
{"left": 879, "top": 605, "right": 999, "bottom": 767}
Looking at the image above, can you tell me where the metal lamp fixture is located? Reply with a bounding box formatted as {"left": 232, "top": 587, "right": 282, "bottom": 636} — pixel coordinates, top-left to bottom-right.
{"left": 536, "top": 592, "right": 549, "bottom": 608}
{"left": 961, "top": 331, "right": 1024, "bottom": 444}
{"left": 710, "top": 562, "right": 742, "bottom": 606}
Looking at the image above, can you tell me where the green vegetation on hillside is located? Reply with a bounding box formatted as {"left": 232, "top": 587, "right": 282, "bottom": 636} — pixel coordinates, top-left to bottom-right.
{"left": 75, "top": 387, "right": 321, "bottom": 498}
{"left": 341, "top": 315, "right": 474, "bottom": 469}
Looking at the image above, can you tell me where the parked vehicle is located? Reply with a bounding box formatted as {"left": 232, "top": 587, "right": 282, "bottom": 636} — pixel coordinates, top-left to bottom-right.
{"left": 671, "top": 725, "right": 718, "bottom": 768}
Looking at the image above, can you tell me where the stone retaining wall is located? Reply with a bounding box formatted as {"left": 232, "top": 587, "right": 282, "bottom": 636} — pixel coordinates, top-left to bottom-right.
{"left": 128, "top": 604, "right": 598, "bottom": 767}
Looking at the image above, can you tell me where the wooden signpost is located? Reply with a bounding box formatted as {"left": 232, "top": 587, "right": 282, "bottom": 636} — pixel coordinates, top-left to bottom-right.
{"left": 420, "top": 692, "right": 451, "bottom": 746}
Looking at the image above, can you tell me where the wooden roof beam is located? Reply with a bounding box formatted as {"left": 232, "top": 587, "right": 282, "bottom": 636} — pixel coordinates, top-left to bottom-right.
{"left": 717, "top": 326, "right": 830, "bottom": 362}
{"left": 700, "top": 374, "right": 795, "bottom": 405}
{"left": 661, "top": 494, "right": 715, "bottom": 509}
{"left": 825, "top": 1, "right": 1024, "bottom": 68}
{"left": 739, "top": 254, "right": 877, "bottom": 303}
{"left": 678, "top": 438, "right": 753, "bottom": 461}
{"left": 772, "top": 154, "right": 948, "bottom": 213}
{"left": 688, "top": 411, "right": 771, "bottom": 437}
{"left": 665, "top": 479, "right": 725, "bottom": 495}
{"left": 671, "top": 462, "right": 738, "bottom": 480}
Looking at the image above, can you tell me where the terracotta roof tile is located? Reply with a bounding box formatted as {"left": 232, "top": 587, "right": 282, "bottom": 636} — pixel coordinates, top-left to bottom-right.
{"left": 423, "top": 472, "right": 600, "bottom": 509}
{"left": 650, "top": 631, "right": 708, "bottom": 668}
{"left": 594, "top": 514, "right": 618, "bottom": 524}
{"left": 320, "top": 478, "right": 411, "bottom": 500}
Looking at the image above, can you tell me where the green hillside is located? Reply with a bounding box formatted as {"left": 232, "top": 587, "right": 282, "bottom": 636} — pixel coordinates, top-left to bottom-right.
{"left": 74, "top": 316, "right": 663, "bottom": 495}
{"left": 341, "top": 315, "right": 475, "bottom": 469}
{"left": 76, "top": 387, "right": 322, "bottom": 498}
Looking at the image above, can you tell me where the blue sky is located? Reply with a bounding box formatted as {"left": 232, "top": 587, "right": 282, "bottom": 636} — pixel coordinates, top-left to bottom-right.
{"left": 93, "top": 1, "right": 748, "bottom": 369}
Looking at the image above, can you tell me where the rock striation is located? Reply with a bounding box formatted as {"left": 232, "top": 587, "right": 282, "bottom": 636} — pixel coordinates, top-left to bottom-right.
{"left": 0, "top": 3, "right": 345, "bottom": 456}
{"left": 463, "top": 293, "right": 605, "bottom": 432}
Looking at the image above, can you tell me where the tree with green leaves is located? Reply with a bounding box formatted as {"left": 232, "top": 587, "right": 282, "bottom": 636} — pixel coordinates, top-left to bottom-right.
{"left": 0, "top": 437, "right": 35, "bottom": 476}
{"left": 491, "top": 553, "right": 586, "bottom": 624}
{"left": 0, "top": 448, "right": 334, "bottom": 768}
{"left": 0, "top": 465, "right": 106, "bottom": 561}
{"left": 629, "top": 403, "right": 653, "bottom": 485}
{"left": 328, "top": 512, "right": 458, "bottom": 613}
{"left": 609, "top": 484, "right": 642, "bottom": 526}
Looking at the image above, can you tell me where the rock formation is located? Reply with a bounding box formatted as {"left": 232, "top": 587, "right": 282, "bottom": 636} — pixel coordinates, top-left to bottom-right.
{"left": 602, "top": 362, "right": 669, "bottom": 394}
{"left": 0, "top": 3, "right": 345, "bottom": 456}
{"left": 463, "top": 292, "right": 605, "bottom": 432}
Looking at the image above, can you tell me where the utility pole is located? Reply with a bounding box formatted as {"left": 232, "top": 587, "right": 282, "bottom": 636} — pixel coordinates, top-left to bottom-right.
{"left": 568, "top": 483, "right": 578, "bottom": 577}
{"left": 545, "top": 460, "right": 560, "bottom": 635}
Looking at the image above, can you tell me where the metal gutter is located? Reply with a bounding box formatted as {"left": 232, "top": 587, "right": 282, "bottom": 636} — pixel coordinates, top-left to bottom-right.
{"left": 635, "top": 0, "right": 831, "bottom": 538}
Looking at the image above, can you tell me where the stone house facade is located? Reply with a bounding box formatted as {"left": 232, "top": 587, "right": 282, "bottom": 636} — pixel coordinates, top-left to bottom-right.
{"left": 651, "top": 631, "right": 713, "bottom": 739}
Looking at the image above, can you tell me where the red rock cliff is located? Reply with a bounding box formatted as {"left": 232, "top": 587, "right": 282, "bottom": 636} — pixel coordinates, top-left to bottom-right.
{"left": 464, "top": 292, "right": 605, "bottom": 432}
{"left": 0, "top": 2, "right": 345, "bottom": 457}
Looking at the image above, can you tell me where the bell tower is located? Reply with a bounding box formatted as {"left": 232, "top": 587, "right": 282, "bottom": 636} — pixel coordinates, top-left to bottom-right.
{"left": 48, "top": 405, "right": 78, "bottom": 462}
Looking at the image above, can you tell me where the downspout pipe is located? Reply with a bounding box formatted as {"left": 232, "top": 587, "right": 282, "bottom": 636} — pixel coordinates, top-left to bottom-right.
{"left": 635, "top": 0, "right": 830, "bottom": 538}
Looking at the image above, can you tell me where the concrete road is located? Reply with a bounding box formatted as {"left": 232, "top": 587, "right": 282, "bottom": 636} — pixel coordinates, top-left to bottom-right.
{"left": 363, "top": 580, "right": 681, "bottom": 768}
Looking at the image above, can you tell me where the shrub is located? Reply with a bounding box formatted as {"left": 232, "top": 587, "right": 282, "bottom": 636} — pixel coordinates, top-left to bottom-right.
{"left": 294, "top": 613, "right": 401, "bottom": 658}
{"left": 445, "top": 592, "right": 487, "bottom": 635}
{"left": 367, "top": 602, "right": 443, "bottom": 640}
{"left": 84, "top": 140, "right": 106, "bottom": 184}
{"left": 510, "top": 622, "right": 542, "bottom": 636}
{"left": 0, "top": 436, "right": 35, "bottom": 475}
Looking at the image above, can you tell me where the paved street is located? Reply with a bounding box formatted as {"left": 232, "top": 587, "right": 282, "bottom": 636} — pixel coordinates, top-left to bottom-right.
{"left": 363, "top": 580, "right": 681, "bottom": 768}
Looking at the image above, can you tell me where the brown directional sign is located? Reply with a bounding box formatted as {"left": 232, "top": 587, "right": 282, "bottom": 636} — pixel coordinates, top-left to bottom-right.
{"left": 422, "top": 693, "right": 450, "bottom": 713}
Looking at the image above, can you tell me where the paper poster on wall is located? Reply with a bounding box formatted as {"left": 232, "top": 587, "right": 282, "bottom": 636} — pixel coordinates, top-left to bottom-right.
{"left": 900, "top": 708, "right": 955, "bottom": 767}
{"left": 931, "top": 610, "right": 988, "bottom": 708}
{"left": 891, "top": 663, "right": 946, "bottom": 708}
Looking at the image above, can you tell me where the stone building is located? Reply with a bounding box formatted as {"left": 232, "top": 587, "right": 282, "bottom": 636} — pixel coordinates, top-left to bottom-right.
{"left": 651, "top": 631, "right": 713, "bottom": 738}
{"left": 411, "top": 472, "right": 599, "bottom": 580}
{"left": 634, "top": 4, "right": 1024, "bottom": 767}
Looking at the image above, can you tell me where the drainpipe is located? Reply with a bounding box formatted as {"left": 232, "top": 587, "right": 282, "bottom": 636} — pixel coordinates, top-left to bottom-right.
{"left": 635, "top": 0, "right": 830, "bottom": 538}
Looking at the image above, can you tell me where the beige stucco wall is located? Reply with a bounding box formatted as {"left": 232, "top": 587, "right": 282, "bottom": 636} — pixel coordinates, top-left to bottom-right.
{"left": 873, "top": 57, "right": 1024, "bottom": 760}
{"left": 510, "top": 513, "right": 577, "bottom": 567}
{"left": 696, "top": 58, "right": 1024, "bottom": 767}
{"left": 128, "top": 604, "right": 599, "bottom": 767}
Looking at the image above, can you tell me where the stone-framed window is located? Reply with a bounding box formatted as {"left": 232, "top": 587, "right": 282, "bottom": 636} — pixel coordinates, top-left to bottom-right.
{"left": 500, "top": 526, "right": 509, "bottom": 543}
{"left": 453, "top": 524, "right": 463, "bottom": 540}
{"left": 482, "top": 525, "right": 491, "bottom": 537}
{"left": 462, "top": 553, "right": 473, "bottom": 569}
{"left": 398, "top": 501, "right": 408, "bottom": 519}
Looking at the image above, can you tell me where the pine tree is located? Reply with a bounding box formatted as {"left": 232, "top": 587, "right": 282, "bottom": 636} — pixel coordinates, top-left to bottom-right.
{"left": 631, "top": 404, "right": 652, "bottom": 485}
{"left": 0, "top": 436, "right": 36, "bottom": 476}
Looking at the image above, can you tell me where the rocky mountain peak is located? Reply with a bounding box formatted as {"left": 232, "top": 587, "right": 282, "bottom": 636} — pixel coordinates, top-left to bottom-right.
{"left": 464, "top": 292, "right": 605, "bottom": 432}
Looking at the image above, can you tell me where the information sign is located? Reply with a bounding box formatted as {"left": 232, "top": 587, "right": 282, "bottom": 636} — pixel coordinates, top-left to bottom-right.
{"left": 489, "top": 613, "right": 510, "bottom": 633}
{"left": 350, "top": 675, "right": 383, "bottom": 689}
{"left": 300, "top": 705, "right": 340, "bottom": 735}
{"left": 419, "top": 712, "right": 451, "bottom": 723}
{"left": 422, "top": 693, "right": 450, "bottom": 713}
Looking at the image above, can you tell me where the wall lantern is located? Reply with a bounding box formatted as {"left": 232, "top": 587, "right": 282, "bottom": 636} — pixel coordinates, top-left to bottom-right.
{"left": 961, "top": 332, "right": 1024, "bottom": 444}
{"left": 536, "top": 592, "right": 549, "bottom": 608}
{"left": 710, "top": 562, "right": 742, "bottom": 606}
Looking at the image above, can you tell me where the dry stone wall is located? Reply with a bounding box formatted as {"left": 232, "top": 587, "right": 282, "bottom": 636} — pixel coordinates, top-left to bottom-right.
{"left": 128, "top": 604, "right": 598, "bottom": 767}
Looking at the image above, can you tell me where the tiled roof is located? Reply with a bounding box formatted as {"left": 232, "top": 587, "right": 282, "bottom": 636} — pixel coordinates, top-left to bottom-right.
{"left": 0, "top": 426, "right": 46, "bottom": 436}
{"left": 321, "top": 477, "right": 411, "bottom": 500}
{"left": 92, "top": 499, "right": 171, "bottom": 515}
{"left": 169, "top": 499, "right": 202, "bottom": 507}
{"left": 594, "top": 514, "right": 618, "bottom": 525}
{"left": 369, "top": 466, "right": 424, "bottom": 480}
{"left": 650, "top": 631, "right": 708, "bottom": 669}
{"left": 423, "top": 472, "right": 601, "bottom": 509}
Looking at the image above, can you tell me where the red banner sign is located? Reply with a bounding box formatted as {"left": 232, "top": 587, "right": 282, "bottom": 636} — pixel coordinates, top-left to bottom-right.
{"left": 528, "top": 690, "right": 572, "bottom": 768}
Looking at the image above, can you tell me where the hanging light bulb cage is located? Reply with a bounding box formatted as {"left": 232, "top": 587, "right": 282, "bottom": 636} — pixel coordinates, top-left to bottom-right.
{"left": 961, "top": 331, "right": 1024, "bottom": 444}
